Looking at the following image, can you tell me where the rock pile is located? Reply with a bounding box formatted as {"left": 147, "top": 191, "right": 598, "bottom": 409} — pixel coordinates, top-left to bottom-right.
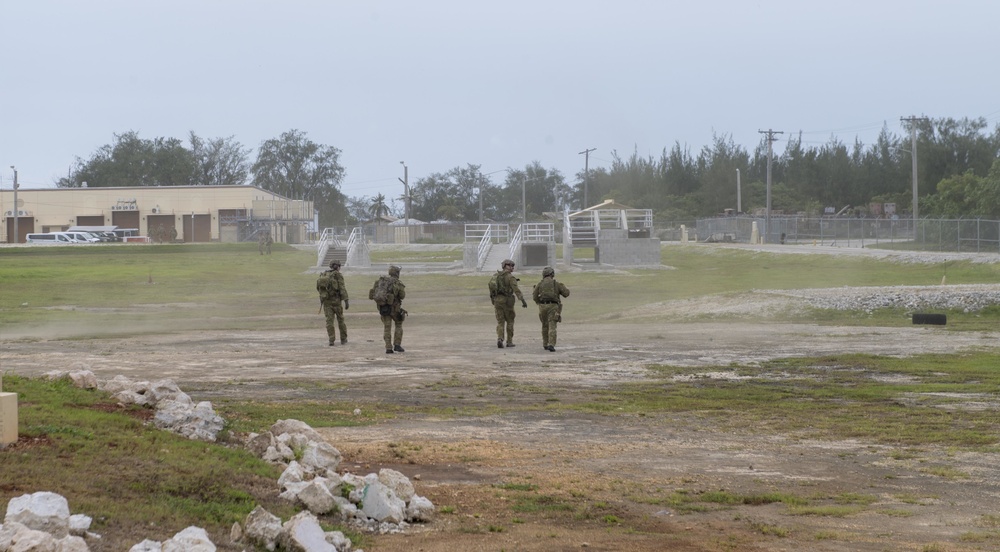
{"left": 7, "top": 371, "right": 434, "bottom": 551}
{"left": 45, "top": 370, "right": 225, "bottom": 442}
{"left": 785, "top": 284, "right": 1000, "bottom": 314}
{"left": 246, "top": 419, "right": 434, "bottom": 534}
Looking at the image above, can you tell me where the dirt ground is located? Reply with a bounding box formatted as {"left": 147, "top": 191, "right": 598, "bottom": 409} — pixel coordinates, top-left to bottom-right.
{"left": 4, "top": 245, "right": 1000, "bottom": 551}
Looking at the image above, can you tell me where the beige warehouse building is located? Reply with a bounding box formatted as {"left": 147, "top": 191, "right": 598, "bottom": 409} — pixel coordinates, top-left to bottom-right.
{"left": 1, "top": 185, "right": 313, "bottom": 244}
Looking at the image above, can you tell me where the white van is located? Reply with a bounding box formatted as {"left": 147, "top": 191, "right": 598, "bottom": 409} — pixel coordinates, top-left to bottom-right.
{"left": 63, "top": 232, "right": 101, "bottom": 243}
{"left": 26, "top": 232, "right": 78, "bottom": 244}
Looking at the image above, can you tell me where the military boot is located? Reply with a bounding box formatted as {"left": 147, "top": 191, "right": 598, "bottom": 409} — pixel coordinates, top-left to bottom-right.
{"left": 393, "top": 344, "right": 405, "bottom": 352}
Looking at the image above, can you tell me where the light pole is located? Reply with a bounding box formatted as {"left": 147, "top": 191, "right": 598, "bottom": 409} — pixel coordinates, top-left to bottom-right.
{"left": 398, "top": 162, "right": 410, "bottom": 243}
{"left": 478, "top": 173, "right": 484, "bottom": 223}
{"left": 736, "top": 168, "right": 741, "bottom": 214}
{"left": 578, "top": 148, "right": 595, "bottom": 209}
{"left": 900, "top": 116, "right": 927, "bottom": 227}
{"left": 521, "top": 172, "right": 526, "bottom": 224}
{"left": 9, "top": 166, "right": 18, "bottom": 244}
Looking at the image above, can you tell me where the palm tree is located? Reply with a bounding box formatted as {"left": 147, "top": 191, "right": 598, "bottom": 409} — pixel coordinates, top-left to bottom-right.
{"left": 368, "top": 193, "right": 390, "bottom": 220}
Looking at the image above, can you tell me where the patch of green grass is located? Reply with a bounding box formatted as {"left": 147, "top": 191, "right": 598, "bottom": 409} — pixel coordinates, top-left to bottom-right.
{"left": 510, "top": 494, "right": 574, "bottom": 513}
{"left": 748, "top": 520, "right": 789, "bottom": 537}
{"left": 959, "top": 531, "right": 1000, "bottom": 543}
{"left": 787, "top": 505, "right": 866, "bottom": 517}
{"left": 494, "top": 482, "right": 539, "bottom": 492}
{"left": 368, "top": 245, "right": 462, "bottom": 263}
{"left": 0, "top": 375, "right": 297, "bottom": 550}
{"left": 537, "top": 352, "right": 1000, "bottom": 448}
{"left": 920, "top": 466, "right": 970, "bottom": 479}
{"left": 5, "top": 243, "right": 1000, "bottom": 336}
{"left": 876, "top": 508, "right": 915, "bottom": 517}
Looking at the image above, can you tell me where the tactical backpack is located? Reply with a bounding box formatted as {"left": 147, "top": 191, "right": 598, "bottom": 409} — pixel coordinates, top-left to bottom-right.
{"left": 488, "top": 270, "right": 506, "bottom": 298}
{"left": 316, "top": 271, "right": 340, "bottom": 301}
{"left": 536, "top": 278, "right": 560, "bottom": 302}
{"left": 371, "top": 275, "right": 395, "bottom": 305}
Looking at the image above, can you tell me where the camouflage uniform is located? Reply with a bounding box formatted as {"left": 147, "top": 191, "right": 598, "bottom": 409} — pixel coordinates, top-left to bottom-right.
{"left": 259, "top": 232, "right": 272, "bottom": 255}
{"left": 318, "top": 261, "right": 349, "bottom": 345}
{"left": 370, "top": 265, "right": 406, "bottom": 353}
{"left": 492, "top": 259, "right": 527, "bottom": 348}
{"left": 532, "top": 266, "right": 570, "bottom": 352}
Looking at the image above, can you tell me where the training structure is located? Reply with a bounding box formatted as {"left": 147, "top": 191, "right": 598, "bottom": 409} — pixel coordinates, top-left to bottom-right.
{"left": 464, "top": 222, "right": 557, "bottom": 271}
{"left": 562, "top": 200, "right": 658, "bottom": 266}
{"left": 462, "top": 200, "right": 658, "bottom": 271}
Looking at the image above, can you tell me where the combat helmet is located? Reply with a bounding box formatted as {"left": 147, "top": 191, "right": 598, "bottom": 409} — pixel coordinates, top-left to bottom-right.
{"left": 329, "top": 260, "right": 341, "bottom": 269}
{"left": 501, "top": 259, "right": 515, "bottom": 268}
{"left": 388, "top": 265, "right": 401, "bottom": 277}
{"left": 542, "top": 266, "right": 555, "bottom": 277}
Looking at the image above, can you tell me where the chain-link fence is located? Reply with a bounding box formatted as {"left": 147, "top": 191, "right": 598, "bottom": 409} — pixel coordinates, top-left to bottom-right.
{"left": 694, "top": 216, "right": 1000, "bottom": 253}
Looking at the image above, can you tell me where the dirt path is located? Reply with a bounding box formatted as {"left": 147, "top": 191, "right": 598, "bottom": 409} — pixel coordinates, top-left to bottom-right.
{"left": 5, "top": 308, "right": 1000, "bottom": 551}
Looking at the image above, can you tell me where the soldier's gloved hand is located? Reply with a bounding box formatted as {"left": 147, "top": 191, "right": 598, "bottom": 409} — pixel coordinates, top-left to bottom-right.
{"left": 344, "top": 300, "right": 350, "bottom": 310}
{"left": 521, "top": 299, "right": 528, "bottom": 308}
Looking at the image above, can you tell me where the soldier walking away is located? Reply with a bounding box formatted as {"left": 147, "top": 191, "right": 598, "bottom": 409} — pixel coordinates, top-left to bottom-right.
{"left": 532, "top": 266, "right": 570, "bottom": 352}
{"left": 490, "top": 259, "right": 527, "bottom": 348}
{"left": 370, "top": 265, "right": 406, "bottom": 354}
{"left": 259, "top": 231, "right": 273, "bottom": 255}
{"left": 317, "top": 260, "right": 349, "bottom": 346}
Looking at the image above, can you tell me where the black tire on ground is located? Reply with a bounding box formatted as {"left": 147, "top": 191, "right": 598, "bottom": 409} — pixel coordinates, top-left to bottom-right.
{"left": 912, "top": 313, "right": 947, "bottom": 325}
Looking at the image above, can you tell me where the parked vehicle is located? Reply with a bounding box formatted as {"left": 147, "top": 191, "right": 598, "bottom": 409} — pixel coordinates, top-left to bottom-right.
{"left": 63, "top": 232, "right": 101, "bottom": 243}
{"left": 26, "top": 232, "right": 78, "bottom": 244}
{"left": 68, "top": 226, "right": 119, "bottom": 242}
{"left": 113, "top": 228, "right": 140, "bottom": 240}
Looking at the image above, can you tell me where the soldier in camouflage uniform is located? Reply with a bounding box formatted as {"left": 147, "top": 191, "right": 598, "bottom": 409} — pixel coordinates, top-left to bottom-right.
{"left": 492, "top": 259, "right": 527, "bottom": 348}
{"left": 318, "top": 260, "right": 349, "bottom": 345}
{"left": 532, "top": 266, "right": 570, "bottom": 352}
{"left": 369, "top": 265, "right": 406, "bottom": 354}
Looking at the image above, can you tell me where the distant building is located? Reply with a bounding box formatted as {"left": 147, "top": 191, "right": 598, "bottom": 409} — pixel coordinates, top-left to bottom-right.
{"left": 1, "top": 185, "right": 312, "bottom": 244}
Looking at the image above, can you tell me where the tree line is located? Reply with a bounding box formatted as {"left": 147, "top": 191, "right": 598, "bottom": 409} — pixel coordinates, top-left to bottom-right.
{"left": 58, "top": 116, "right": 1000, "bottom": 227}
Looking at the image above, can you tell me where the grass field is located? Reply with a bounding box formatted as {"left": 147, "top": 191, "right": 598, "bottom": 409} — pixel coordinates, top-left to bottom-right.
{"left": 3, "top": 242, "right": 999, "bottom": 330}
{"left": 3, "top": 243, "right": 1000, "bottom": 551}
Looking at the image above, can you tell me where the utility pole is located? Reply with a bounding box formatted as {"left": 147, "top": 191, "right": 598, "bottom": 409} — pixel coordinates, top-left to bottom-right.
{"left": 736, "top": 168, "right": 741, "bottom": 214}
{"left": 478, "top": 173, "right": 484, "bottom": 223}
{"left": 9, "top": 166, "right": 17, "bottom": 244}
{"left": 521, "top": 173, "right": 526, "bottom": 224}
{"left": 578, "top": 148, "right": 595, "bottom": 209}
{"left": 900, "top": 116, "right": 928, "bottom": 229}
{"left": 398, "top": 162, "right": 410, "bottom": 243}
{"left": 758, "top": 129, "right": 783, "bottom": 243}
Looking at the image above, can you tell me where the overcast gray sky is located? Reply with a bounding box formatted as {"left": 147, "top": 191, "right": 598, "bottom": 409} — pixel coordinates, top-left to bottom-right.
{"left": 2, "top": 0, "right": 998, "bottom": 205}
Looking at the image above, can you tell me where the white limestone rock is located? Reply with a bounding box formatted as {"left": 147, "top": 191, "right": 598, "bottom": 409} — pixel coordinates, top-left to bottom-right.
{"left": 242, "top": 506, "right": 282, "bottom": 552}
{"left": 4, "top": 492, "right": 71, "bottom": 538}
{"left": 300, "top": 441, "right": 342, "bottom": 474}
{"left": 269, "top": 420, "right": 324, "bottom": 443}
{"left": 377, "top": 469, "right": 415, "bottom": 503}
{"left": 358, "top": 479, "right": 405, "bottom": 524}
{"left": 128, "top": 539, "right": 162, "bottom": 551}
{"left": 278, "top": 512, "right": 337, "bottom": 552}
{"left": 160, "top": 526, "right": 215, "bottom": 552}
